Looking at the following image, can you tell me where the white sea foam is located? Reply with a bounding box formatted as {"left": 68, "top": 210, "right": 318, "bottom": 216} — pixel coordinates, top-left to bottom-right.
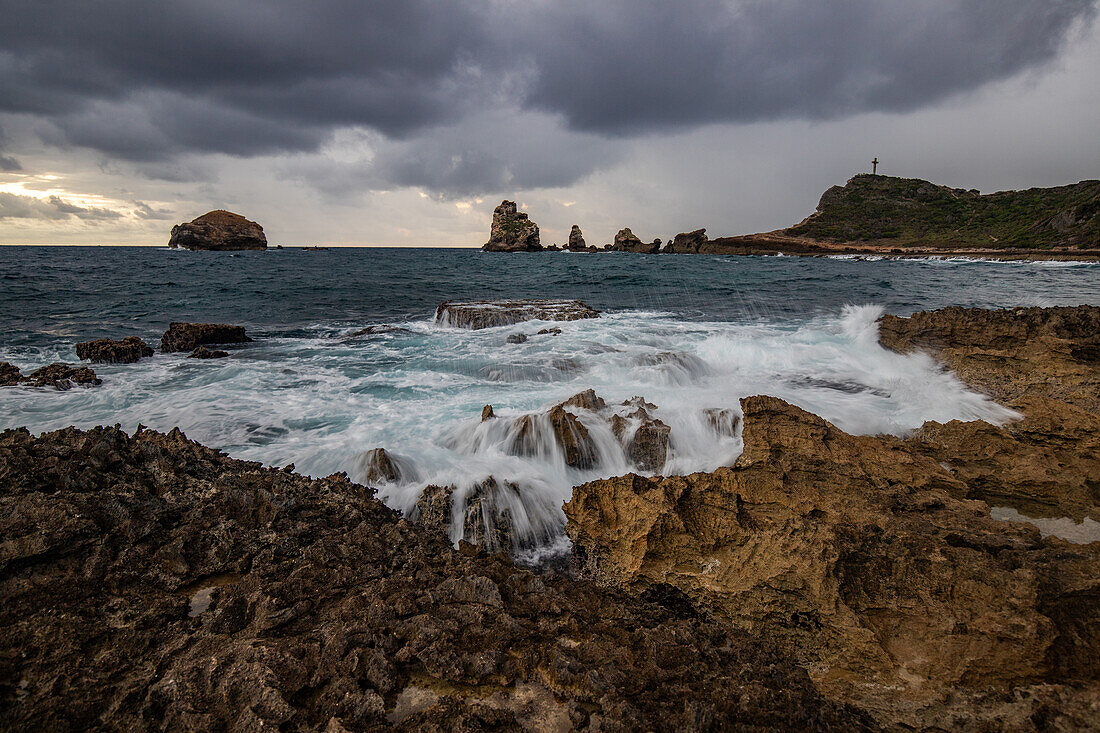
{"left": 0, "top": 305, "right": 1019, "bottom": 557}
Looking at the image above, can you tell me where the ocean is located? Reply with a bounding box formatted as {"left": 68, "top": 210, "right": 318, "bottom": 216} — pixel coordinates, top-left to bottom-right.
{"left": 2, "top": 246, "right": 1098, "bottom": 560}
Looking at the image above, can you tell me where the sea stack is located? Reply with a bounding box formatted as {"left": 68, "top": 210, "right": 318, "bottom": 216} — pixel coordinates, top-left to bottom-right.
{"left": 613, "top": 227, "right": 658, "bottom": 253}
{"left": 482, "top": 201, "right": 541, "bottom": 252}
{"left": 567, "top": 225, "right": 587, "bottom": 251}
{"left": 168, "top": 210, "right": 267, "bottom": 251}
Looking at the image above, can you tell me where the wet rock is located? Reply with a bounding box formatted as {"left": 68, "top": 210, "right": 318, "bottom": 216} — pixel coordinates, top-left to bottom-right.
{"left": 168, "top": 210, "right": 267, "bottom": 251}
{"left": 668, "top": 228, "right": 708, "bottom": 253}
{"left": 482, "top": 201, "right": 541, "bottom": 252}
{"left": 360, "top": 447, "right": 405, "bottom": 484}
{"left": 509, "top": 406, "right": 597, "bottom": 470}
{"left": 610, "top": 398, "right": 670, "bottom": 472}
{"left": 566, "top": 225, "right": 586, "bottom": 251}
{"left": 0, "top": 424, "right": 870, "bottom": 731}
{"left": 557, "top": 389, "right": 606, "bottom": 412}
{"left": 0, "top": 362, "right": 23, "bottom": 386}
{"left": 480, "top": 405, "right": 495, "bottom": 421}
{"left": 565, "top": 394, "right": 1100, "bottom": 729}
{"left": 505, "top": 333, "right": 528, "bottom": 344}
{"left": 881, "top": 306, "right": 1100, "bottom": 521}
{"left": 23, "top": 363, "right": 101, "bottom": 390}
{"left": 612, "top": 227, "right": 658, "bottom": 253}
{"left": 703, "top": 407, "right": 740, "bottom": 437}
{"left": 415, "top": 479, "right": 522, "bottom": 553}
{"left": 187, "top": 346, "right": 228, "bottom": 359}
{"left": 536, "top": 327, "right": 561, "bottom": 335}
{"left": 434, "top": 299, "right": 599, "bottom": 330}
{"left": 75, "top": 336, "right": 154, "bottom": 364}
{"left": 347, "top": 325, "right": 411, "bottom": 337}
{"left": 160, "top": 322, "right": 252, "bottom": 353}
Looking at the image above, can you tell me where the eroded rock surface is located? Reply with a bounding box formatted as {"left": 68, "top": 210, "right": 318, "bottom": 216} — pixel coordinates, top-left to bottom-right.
{"left": 668, "top": 228, "right": 708, "bottom": 253}
{"left": 187, "top": 346, "right": 229, "bottom": 359}
{"left": 161, "top": 322, "right": 252, "bottom": 353}
{"left": 0, "top": 362, "right": 23, "bottom": 386}
{"left": 0, "top": 425, "right": 869, "bottom": 731}
{"left": 22, "top": 363, "right": 101, "bottom": 390}
{"left": 881, "top": 305, "right": 1100, "bottom": 521}
{"left": 434, "top": 299, "right": 599, "bottom": 330}
{"left": 566, "top": 225, "right": 586, "bottom": 251}
{"left": 168, "top": 210, "right": 267, "bottom": 251}
{"left": 482, "top": 201, "right": 541, "bottom": 252}
{"left": 565, "top": 395, "right": 1100, "bottom": 730}
{"left": 612, "top": 227, "right": 657, "bottom": 253}
{"left": 75, "top": 336, "right": 154, "bottom": 364}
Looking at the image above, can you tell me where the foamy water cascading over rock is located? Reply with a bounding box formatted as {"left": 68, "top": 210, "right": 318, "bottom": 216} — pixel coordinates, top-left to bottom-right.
{"left": 434, "top": 299, "right": 600, "bottom": 329}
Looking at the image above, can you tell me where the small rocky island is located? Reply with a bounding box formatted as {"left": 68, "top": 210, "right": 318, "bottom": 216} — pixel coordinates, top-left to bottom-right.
{"left": 482, "top": 201, "right": 541, "bottom": 252}
{"left": 168, "top": 210, "right": 267, "bottom": 251}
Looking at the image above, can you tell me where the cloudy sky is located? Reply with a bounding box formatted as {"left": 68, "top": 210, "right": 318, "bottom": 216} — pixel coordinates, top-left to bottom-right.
{"left": 1, "top": 0, "right": 1097, "bottom": 246}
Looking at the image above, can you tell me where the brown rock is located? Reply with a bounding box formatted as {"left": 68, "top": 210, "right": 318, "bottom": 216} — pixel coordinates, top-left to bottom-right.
{"left": 75, "top": 336, "right": 154, "bottom": 364}
{"left": 566, "top": 225, "right": 586, "bottom": 251}
{"left": 609, "top": 398, "right": 669, "bottom": 472}
{"left": 168, "top": 210, "right": 267, "bottom": 251}
{"left": 668, "top": 228, "right": 708, "bottom": 253}
{"left": 612, "top": 227, "right": 658, "bottom": 253}
{"left": 0, "top": 362, "right": 23, "bottom": 386}
{"left": 505, "top": 333, "right": 528, "bottom": 344}
{"left": 0, "top": 425, "right": 869, "bottom": 730}
{"left": 480, "top": 405, "right": 495, "bottom": 421}
{"left": 23, "top": 363, "right": 101, "bottom": 390}
{"left": 565, "top": 395, "right": 1100, "bottom": 729}
{"left": 360, "top": 447, "right": 404, "bottom": 484}
{"left": 187, "top": 346, "right": 228, "bottom": 359}
{"left": 482, "top": 201, "right": 541, "bottom": 252}
{"left": 557, "top": 389, "right": 606, "bottom": 412}
{"left": 160, "top": 322, "right": 252, "bottom": 353}
{"left": 508, "top": 405, "right": 598, "bottom": 471}
{"left": 434, "top": 299, "right": 599, "bottom": 330}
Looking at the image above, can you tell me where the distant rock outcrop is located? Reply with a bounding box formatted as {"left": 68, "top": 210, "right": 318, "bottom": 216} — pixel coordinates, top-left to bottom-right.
{"left": 434, "top": 299, "right": 599, "bottom": 330}
{"left": 668, "top": 228, "right": 708, "bottom": 253}
{"left": 76, "top": 337, "right": 154, "bottom": 364}
{"left": 0, "top": 362, "right": 25, "bottom": 386}
{"left": 160, "top": 323, "right": 252, "bottom": 353}
{"left": 566, "top": 225, "right": 586, "bottom": 251}
{"left": 168, "top": 210, "right": 267, "bottom": 251}
{"left": 612, "top": 227, "right": 658, "bottom": 253}
{"left": 482, "top": 201, "right": 541, "bottom": 252}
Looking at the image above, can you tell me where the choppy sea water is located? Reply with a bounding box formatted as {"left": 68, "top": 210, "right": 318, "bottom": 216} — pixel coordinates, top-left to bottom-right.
{"left": 2, "top": 247, "right": 1098, "bottom": 556}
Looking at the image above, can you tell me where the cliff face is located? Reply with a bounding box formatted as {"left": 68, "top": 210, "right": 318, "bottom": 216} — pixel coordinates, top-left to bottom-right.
{"left": 785, "top": 175, "right": 1100, "bottom": 249}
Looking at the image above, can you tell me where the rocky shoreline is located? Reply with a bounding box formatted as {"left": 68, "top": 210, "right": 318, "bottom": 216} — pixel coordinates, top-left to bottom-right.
{"left": 2, "top": 305, "right": 1099, "bottom": 730}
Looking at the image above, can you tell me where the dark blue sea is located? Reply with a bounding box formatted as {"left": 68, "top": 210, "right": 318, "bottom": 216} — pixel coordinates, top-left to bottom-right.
{"left": 2, "top": 246, "right": 1098, "bottom": 557}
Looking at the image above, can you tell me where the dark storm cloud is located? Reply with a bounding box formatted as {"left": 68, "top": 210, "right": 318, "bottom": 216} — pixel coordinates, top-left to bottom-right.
{"left": 0, "top": 0, "right": 1093, "bottom": 189}
{"left": 0, "top": 155, "right": 21, "bottom": 171}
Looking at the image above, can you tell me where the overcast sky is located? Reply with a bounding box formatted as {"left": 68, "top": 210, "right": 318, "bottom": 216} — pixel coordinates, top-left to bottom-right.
{"left": 1, "top": 0, "right": 1097, "bottom": 246}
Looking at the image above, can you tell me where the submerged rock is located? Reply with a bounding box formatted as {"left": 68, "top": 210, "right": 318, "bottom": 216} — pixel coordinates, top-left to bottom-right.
{"left": 434, "top": 299, "right": 599, "bottom": 329}
{"left": 505, "top": 333, "right": 528, "bottom": 344}
{"left": 482, "top": 200, "right": 541, "bottom": 252}
{"left": 168, "top": 210, "right": 267, "bottom": 251}
{"left": 347, "top": 325, "right": 411, "bottom": 337}
{"left": 75, "top": 336, "right": 154, "bottom": 364}
{"left": 0, "top": 425, "right": 866, "bottom": 730}
{"left": 565, "top": 394, "right": 1100, "bottom": 729}
{"left": 609, "top": 398, "right": 670, "bottom": 472}
{"left": 160, "top": 322, "right": 252, "bottom": 353}
{"left": 187, "top": 346, "right": 228, "bottom": 359}
{"left": 23, "top": 363, "right": 101, "bottom": 390}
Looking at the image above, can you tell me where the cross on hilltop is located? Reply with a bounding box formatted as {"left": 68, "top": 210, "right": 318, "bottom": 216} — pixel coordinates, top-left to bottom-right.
{"left": 872, "top": 157, "right": 879, "bottom": 175}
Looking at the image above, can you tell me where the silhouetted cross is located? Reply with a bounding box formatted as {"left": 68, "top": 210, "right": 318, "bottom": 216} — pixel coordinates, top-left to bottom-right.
{"left": 872, "top": 157, "right": 879, "bottom": 175}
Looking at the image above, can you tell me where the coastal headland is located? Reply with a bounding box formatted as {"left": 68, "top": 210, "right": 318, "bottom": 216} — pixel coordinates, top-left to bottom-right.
{"left": 482, "top": 176, "right": 1100, "bottom": 260}
{"left": 2, "top": 303, "right": 1098, "bottom": 729}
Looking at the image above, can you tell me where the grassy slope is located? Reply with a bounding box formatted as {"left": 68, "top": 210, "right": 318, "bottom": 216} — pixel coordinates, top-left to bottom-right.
{"left": 784, "top": 175, "right": 1100, "bottom": 249}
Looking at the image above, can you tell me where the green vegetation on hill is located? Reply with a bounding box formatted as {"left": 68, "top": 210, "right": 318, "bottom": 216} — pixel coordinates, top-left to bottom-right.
{"left": 785, "top": 175, "right": 1100, "bottom": 249}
